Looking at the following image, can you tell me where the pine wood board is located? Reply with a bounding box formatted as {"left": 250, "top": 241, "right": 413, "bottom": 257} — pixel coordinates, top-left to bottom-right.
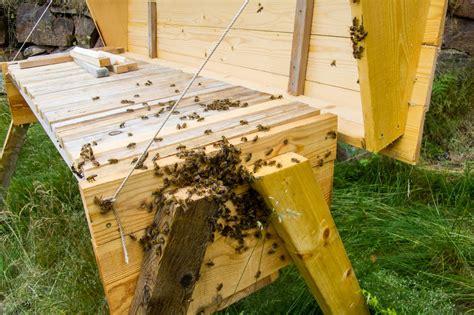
{"left": 86, "top": 0, "right": 128, "bottom": 48}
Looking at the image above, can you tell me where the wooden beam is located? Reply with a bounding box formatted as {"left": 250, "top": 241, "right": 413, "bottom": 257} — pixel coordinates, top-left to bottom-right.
{"left": 86, "top": 0, "right": 128, "bottom": 49}
{"left": 288, "top": 0, "right": 314, "bottom": 96}
{"left": 350, "top": 0, "right": 431, "bottom": 152}
{"left": 130, "top": 191, "right": 219, "bottom": 314}
{"left": 148, "top": 0, "right": 158, "bottom": 58}
{"left": 1, "top": 63, "right": 36, "bottom": 125}
{"left": 0, "top": 121, "right": 29, "bottom": 193}
{"left": 251, "top": 152, "right": 368, "bottom": 315}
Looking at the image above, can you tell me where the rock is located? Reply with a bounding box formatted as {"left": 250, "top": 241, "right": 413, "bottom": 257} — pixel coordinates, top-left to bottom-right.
{"left": 94, "top": 37, "right": 104, "bottom": 48}
{"left": 50, "top": 6, "right": 78, "bottom": 15}
{"left": 22, "top": 45, "right": 48, "bottom": 57}
{"left": 16, "top": 3, "right": 74, "bottom": 47}
{"left": 0, "top": 13, "right": 6, "bottom": 46}
{"left": 443, "top": 16, "right": 474, "bottom": 55}
{"left": 454, "top": 0, "right": 474, "bottom": 19}
{"left": 74, "top": 15, "right": 99, "bottom": 48}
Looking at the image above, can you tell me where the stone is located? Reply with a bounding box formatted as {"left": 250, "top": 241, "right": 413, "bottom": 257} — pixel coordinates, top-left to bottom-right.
{"left": 443, "top": 16, "right": 474, "bottom": 55}
{"left": 74, "top": 15, "right": 99, "bottom": 48}
{"left": 16, "top": 3, "right": 74, "bottom": 47}
{"left": 454, "top": 0, "right": 474, "bottom": 19}
{"left": 22, "top": 45, "right": 48, "bottom": 57}
{"left": 0, "top": 13, "right": 6, "bottom": 46}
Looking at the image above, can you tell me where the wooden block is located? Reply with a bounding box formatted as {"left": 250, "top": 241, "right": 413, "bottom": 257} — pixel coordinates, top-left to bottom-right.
{"left": 71, "top": 50, "right": 112, "bottom": 68}
{"left": 74, "top": 59, "right": 110, "bottom": 78}
{"left": 110, "top": 62, "right": 139, "bottom": 74}
{"left": 251, "top": 152, "right": 368, "bottom": 314}
{"left": 130, "top": 191, "right": 219, "bottom": 314}
{"left": 288, "top": 0, "right": 314, "bottom": 96}
{"left": 18, "top": 53, "right": 73, "bottom": 69}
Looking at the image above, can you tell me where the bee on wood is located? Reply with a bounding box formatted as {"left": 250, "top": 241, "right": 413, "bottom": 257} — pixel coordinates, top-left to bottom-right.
{"left": 177, "top": 124, "right": 182, "bottom": 130}
{"left": 194, "top": 96, "right": 200, "bottom": 102}
{"left": 92, "top": 96, "right": 100, "bottom": 101}
{"left": 176, "top": 144, "right": 186, "bottom": 151}
{"left": 244, "top": 153, "right": 252, "bottom": 162}
{"left": 268, "top": 248, "right": 276, "bottom": 255}
{"left": 108, "top": 131, "right": 122, "bottom": 136}
{"left": 216, "top": 283, "right": 223, "bottom": 292}
{"left": 240, "top": 120, "right": 248, "bottom": 125}
{"left": 276, "top": 162, "right": 283, "bottom": 169}
{"left": 198, "top": 82, "right": 202, "bottom": 86}
{"left": 126, "top": 108, "right": 135, "bottom": 113}
{"left": 86, "top": 174, "right": 98, "bottom": 182}
{"left": 280, "top": 254, "right": 286, "bottom": 261}
{"left": 257, "top": 4, "right": 263, "bottom": 13}
{"left": 257, "top": 124, "right": 270, "bottom": 132}
{"left": 331, "top": 60, "right": 337, "bottom": 67}
{"left": 71, "top": 165, "right": 83, "bottom": 178}
{"left": 172, "top": 110, "right": 180, "bottom": 115}
{"left": 134, "top": 94, "right": 140, "bottom": 98}
{"left": 270, "top": 94, "right": 283, "bottom": 100}
{"left": 127, "top": 142, "right": 136, "bottom": 149}
{"left": 241, "top": 136, "right": 248, "bottom": 142}
{"left": 119, "top": 122, "right": 125, "bottom": 128}
{"left": 170, "top": 83, "right": 176, "bottom": 87}
{"left": 92, "top": 160, "right": 100, "bottom": 167}
{"left": 175, "top": 89, "right": 180, "bottom": 93}
{"left": 197, "top": 117, "right": 205, "bottom": 122}
{"left": 131, "top": 157, "right": 138, "bottom": 164}
{"left": 241, "top": 102, "right": 249, "bottom": 108}
{"left": 182, "top": 123, "right": 187, "bottom": 129}
{"left": 92, "top": 141, "right": 98, "bottom": 146}
{"left": 252, "top": 135, "right": 258, "bottom": 143}
{"left": 108, "top": 158, "right": 119, "bottom": 164}
{"left": 255, "top": 270, "right": 261, "bottom": 279}
{"left": 291, "top": 157, "right": 300, "bottom": 164}
{"left": 129, "top": 234, "right": 137, "bottom": 241}
{"left": 205, "top": 260, "right": 215, "bottom": 267}
{"left": 353, "top": 46, "right": 364, "bottom": 59}
{"left": 268, "top": 160, "right": 276, "bottom": 166}
{"left": 136, "top": 83, "right": 140, "bottom": 86}
{"left": 180, "top": 116, "right": 187, "bottom": 120}
{"left": 154, "top": 137, "right": 163, "bottom": 142}
{"left": 121, "top": 99, "right": 134, "bottom": 104}
{"left": 283, "top": 139, "right": 289, "bottom": 145}
{"left": 204, "top": 129, "right": 213, "bottom": 135}
{"left": 128, "top": 132, "right": 133, "bottom": 137}
{"left": 326, "top": 131, "right": 337, "bottom": 139}
{"left": 141, "top": 115, "right": 149, "bottom": 120}
{"left": 265, "top": 148, "right": 273, "bottom": 156}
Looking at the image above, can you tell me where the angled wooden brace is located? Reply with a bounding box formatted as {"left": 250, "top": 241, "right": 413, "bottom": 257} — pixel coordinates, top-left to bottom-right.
{"left": 0, "top": 63, "right": 36, "bottom": 192}
{"left": 252, "top": 152, "right": 368, "bottom": 314}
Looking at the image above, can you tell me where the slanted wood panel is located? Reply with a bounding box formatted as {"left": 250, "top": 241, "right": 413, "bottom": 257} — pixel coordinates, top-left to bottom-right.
{"left": 86, "top": 0, "right": 128, "bottom": 48}
{"left": 349, "top": 0, "right": 431, "bottom": 152}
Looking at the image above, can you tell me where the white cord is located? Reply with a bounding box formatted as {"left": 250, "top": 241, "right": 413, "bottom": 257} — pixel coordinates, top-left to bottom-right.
{"left": 109, "top": 0, "right": 249, "bottom": 264}
{"left": 13, "top": 0, "right": 54, "bottom": 62}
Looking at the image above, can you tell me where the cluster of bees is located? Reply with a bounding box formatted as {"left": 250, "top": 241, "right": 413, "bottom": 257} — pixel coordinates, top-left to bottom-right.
{"left": 71, "top": 143, "right": 100, "bottom": 180}
{"left": 200, "top": 99, "right": 247, "bottom": 111}
{"left": 138, "top": 138, "right": 278, "bottom": 259}
{"left": 350, "top": 17, "right": 368, "bottom": 59}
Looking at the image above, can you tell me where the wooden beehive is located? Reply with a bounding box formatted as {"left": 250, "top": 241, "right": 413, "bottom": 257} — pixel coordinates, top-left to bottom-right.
{"left": 0, "top": 0, "right": 447, "bottom": 314}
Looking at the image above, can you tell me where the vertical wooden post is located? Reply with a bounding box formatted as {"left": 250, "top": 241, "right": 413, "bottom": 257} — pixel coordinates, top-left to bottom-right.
{"left": 288, "top": 0, "right": 314, "bottom": 96}
{"left": 0, "top": 122, "right": 29, "bottom": 192}
{"left": 148, "top": 0, "right": 157, "bottom": 59}
{"left": 251, "top": 152, "right": 368, "bottom": 315}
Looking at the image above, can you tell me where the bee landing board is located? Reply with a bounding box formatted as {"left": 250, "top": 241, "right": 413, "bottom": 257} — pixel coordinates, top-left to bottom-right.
{"left": 5, "top": 57, "right": 339, "bottom": 313}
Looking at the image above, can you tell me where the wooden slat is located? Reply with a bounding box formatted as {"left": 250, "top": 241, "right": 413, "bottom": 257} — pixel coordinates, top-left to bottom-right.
{"left": 288, "top": 0, "right": 314, "bottom": 96}
{"left": 148, "top": 0, "right": 157, "bottom": 58}
{"left": 18, "top": 53, "right": 73, "bottom": 69}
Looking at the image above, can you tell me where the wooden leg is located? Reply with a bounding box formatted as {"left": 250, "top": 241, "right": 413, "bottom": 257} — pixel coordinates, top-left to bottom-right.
{"left": 130, "top": 190, "right": 219, "bottom": 315}
{"left": 0, "top": 121, "right": 29, "bottom": 193}
{"left": 251, "top": 152, "right": 368, "bottom": 315}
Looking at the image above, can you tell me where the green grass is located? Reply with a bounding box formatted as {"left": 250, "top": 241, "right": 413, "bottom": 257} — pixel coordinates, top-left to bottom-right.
{"left": 1, "top": 65, "right": 473, "bottom": 314}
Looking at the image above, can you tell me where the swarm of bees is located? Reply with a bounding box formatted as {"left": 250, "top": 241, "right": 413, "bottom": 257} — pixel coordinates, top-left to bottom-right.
{"left": 200, "top": 98, "right": 246, "bottom": 112}
{"left": 138, "top": 139, "right": 276, "bottom": 255}
{"left": 350, "top": 17, "right": 368, "bottom": 59}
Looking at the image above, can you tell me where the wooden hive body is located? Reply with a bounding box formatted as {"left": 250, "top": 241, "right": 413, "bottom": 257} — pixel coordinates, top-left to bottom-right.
{"left": 88, "top": 0, "right": 447, "bottom": 164}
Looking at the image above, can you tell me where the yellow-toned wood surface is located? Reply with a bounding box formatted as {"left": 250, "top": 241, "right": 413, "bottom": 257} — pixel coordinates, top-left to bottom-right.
{"left": 349, "top": 0, "right": 431, "bottom": 151}
{"left": 7, "top": 55, "right": 337, "bottom": 313}
{"left": 86, "top": 0, "right": 128, "bottom": 48}
{"left": 125, "top": 0, "right": 446, "bottom": 164}
{"left": 1, "top": 63, "right": 36, "bottom": 125}
{"left": 252, "top": 152, "right": 368, "bottom": 314}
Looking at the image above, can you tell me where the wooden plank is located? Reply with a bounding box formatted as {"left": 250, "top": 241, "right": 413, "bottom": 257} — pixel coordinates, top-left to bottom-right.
{"left": 86, "top": 0, "right": 128, "bottom": 49}
{"left": 130, "top": 192, "right": 219, "bottom": 314}
{"left": 1, "top": 64, "right": 37, "bottom": 125}
{"left": 350, "top": 0, "right": 431, "bottom": 152}
{"left": 288, "top": 0, "right": 314, "bottom": 96}
{"left": 111, "top": 62, "right": 139, "bottom": 74}
{"left": 251, "top": 152, "right": 368, "bottom": 314}
{"left": 0, "top": 122, "right": 29, "bottom": 192}
{"left": 18, "top": 53, "right": 73, "bottom": 69}
{"left": 148, "top": 0, "right": 157, "bottom": 58}
{"left": 74, "top": 59, "right": 109, "bottom": 78}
